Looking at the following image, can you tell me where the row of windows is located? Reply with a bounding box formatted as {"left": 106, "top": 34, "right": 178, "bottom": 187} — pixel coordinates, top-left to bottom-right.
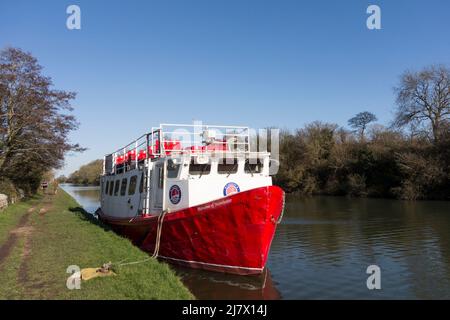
{"left": 104, "top": 159, "right": 263, "bottom": 194}
{"left": 104, "top": 174, "right": 143, "bottom": 196}
{"left": 167, "top": 159, "right": 263, "bottom": 177}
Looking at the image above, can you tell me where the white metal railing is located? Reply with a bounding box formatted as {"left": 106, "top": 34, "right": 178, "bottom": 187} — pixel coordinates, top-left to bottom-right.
{"left": 103, "top": 123, "right": 254, "bottom": 175}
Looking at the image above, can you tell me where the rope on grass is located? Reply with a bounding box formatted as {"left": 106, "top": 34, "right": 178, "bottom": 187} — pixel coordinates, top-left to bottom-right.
{"left": 114, "top": 210, "right": 168, "bottom": 268}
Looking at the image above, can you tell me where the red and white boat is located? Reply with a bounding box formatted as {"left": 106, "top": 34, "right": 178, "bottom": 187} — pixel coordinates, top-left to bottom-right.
{"left": 97, "top": 123, "right": 284, "bottom": 275}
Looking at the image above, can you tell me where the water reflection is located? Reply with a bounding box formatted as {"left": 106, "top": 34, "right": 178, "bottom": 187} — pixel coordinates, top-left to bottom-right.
{"left": 267, "top": 195, "right": 450, "bottom": 299}
{"left": 61, "top": 184, "right": 450, "bottom": 299}
{"left": 173, "top": 266, "right": 281, "bottom": 300}
{"left": 60, "top": 184, "right": 100, "bottom": 214}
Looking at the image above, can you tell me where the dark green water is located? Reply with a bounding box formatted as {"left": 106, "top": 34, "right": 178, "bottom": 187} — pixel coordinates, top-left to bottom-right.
{"left": 61, "top": 184, "right": 450, "bottom": 299}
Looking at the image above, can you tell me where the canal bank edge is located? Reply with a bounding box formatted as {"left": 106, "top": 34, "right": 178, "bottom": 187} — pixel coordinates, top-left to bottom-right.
{"left": 0, "top": 187, "right": 194, "bottom": 300}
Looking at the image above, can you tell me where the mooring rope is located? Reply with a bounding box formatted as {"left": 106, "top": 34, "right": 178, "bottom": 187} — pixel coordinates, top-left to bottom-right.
{"left": 118, "top": 257, "right": 152, "bottom": 267}
{"left": 277, "top": 193, "right": 285, "bottom": 224}
{"left": 152, "top": 210, "right": 168, "bottom": 258}
{"left": 114, "top": 210, "right": 168, "bottom": 268}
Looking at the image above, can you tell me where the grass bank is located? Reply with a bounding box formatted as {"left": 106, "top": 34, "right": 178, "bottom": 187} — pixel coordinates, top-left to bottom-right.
{"left": 0, "top": 188, "right": 193, "bottom": 299}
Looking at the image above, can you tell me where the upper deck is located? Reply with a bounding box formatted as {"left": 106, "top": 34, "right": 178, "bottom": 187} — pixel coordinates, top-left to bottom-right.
{"left": 103, "top": 123, "right": 268, "bottom": 175}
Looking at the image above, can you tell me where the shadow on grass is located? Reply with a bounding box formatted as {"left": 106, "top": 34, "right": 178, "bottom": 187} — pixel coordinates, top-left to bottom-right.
{"left": 68, "top": 206, "right": 113, "bottom": 233}
{"left": 21, "top": 193, "right": 44, "bottom": 202}
{"left": 67, "top": 206, "right": 151, "bottom": 267}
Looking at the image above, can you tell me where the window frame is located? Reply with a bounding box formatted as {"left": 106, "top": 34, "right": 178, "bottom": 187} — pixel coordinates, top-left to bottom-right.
{"left": 120, "top": 178, "right": 128, "bottom": 196}
{"left": 167, "top": 164, "right": 181, "bottom": 179}
{"left": 128, "top": 175, "right": 138, "bottom": 195}
{"left": 158, "top": 167, "right": 164, "bottom": 189}
{"left": 109, "top": 180, "right": 114, "bottom": 196}
{"left": 189, "top": 159, "right": 211, "bottom": 175}
{"left": 139, "top": 172, "right": 144, "bottom": 193}
{"left": 113, "top": 179, "right": 120, "bottom": 196}
{"left": 244, "top": 158, "right": 263, "bottom": 174}
{"left": 218, "top": 158, "right": 238, "bottom": 175}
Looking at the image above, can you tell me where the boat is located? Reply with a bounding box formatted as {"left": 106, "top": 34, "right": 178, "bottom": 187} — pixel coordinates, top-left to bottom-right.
{"left": 96, "top": 123, "right": 285, "bottom": 275}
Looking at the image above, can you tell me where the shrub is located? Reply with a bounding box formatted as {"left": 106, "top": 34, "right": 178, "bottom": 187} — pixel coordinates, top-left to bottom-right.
{"left": 345, "top": 174, "right": 367, "bottom": 197}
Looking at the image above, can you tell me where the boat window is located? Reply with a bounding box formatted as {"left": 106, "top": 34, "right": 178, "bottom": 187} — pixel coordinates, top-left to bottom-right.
{"left": 244, "top": 159, "right": 263, "bottom": 174}
{"left": 113, "top": 179, "right": 120, "bottom": 196}
{"left": 105, "top": 181, "right": 109, "bottom": 195}
{"left": 158, "top": 167, "right": 164, "bottom": 188}
{"left": 167, "top": 164, "right": 181, "bottom": 178}
{"left": 109, "top": 180, "right": 114, "bottom": 196}
{"left": 139, "top": 172, "right": 144, "bottom": 193}
{"left": 189, "top": 160, "right": 211, "bottom": 175}
{"left": 218, "top": 159, "right": 238, "bottom": 174}
{"left": 128, "top": 175, "right": 137, "bottom": 195}
{"left": 120, "top": 178, "right": 127, "bottom": 196}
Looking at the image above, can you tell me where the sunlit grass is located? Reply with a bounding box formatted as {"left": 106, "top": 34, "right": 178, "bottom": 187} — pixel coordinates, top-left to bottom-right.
{"left": 0, "top": 189, "right": 194, "bottom": 300}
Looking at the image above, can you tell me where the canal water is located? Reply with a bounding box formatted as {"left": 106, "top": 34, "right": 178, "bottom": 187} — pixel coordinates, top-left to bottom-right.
{"left": 61, "top": 184, "right": 450, "bottom": 299}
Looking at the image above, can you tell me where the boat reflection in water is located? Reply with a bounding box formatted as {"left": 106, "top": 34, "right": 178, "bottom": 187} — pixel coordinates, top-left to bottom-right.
{"left": 172, "top": 266, "right": 281, "bottom": 300}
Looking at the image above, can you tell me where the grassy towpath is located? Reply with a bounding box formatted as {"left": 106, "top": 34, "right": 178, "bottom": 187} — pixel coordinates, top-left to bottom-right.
{"left": 0, "top": 188, "right": 193, "bottom": 299}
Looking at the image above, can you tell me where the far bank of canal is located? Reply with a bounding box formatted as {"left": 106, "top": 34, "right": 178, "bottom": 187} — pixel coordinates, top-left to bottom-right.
{"left": 62, "top": 183, "right": 450, "bottom": 299}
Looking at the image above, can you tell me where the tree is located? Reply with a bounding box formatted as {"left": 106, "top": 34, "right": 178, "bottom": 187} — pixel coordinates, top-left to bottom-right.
{"left": 393, "top": 65, "right": 450, "bottom": 143}
{"left": 67, "top": 159, "right": 103, "bottom": 185}
{"left": 348, "top": 111, "right": 377, "bottom": 140}
{"left": 56, "top": 175, "right": 68, "bottom": 183}
{"left": 0, "top": 47, "right": 83, "bottom": 194}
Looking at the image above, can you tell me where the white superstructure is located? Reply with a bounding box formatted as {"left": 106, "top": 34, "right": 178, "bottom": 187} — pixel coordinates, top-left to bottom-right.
{"left": 100, "top": 123, "right": 273, "bottom": 219}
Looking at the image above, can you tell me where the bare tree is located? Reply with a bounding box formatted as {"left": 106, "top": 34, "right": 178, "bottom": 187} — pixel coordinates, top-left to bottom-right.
{"left": 393, "top": 65, "right": 450, "bottom": 143}
{"left": 0, "top": 47, "right": 83, "bottom": 194}
{"left": 348, "top": 111, "right": 377, "bottom": 141}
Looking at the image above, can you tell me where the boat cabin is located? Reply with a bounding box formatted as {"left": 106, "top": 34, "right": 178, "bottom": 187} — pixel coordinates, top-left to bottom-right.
{"left": 100, "top": 124, "right": 273, "bottom": 219}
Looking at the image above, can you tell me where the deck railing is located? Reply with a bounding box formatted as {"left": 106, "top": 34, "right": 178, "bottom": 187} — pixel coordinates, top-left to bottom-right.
{"left": 103, "top": 123, "right": 254, "bottom": 175}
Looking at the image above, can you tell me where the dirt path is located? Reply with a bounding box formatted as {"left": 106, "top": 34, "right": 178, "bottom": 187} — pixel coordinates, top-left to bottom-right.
{"left": 0, "top": 195, "right": 54, "bottom": 296}
{"left": 0, "top": 211, "right": 32, "bottom": 268}
{"left": 16, "top": 224, "right": 35, "bottom": 284}
{"left": 19, "top": 202, "right": 52, "bottom": 285}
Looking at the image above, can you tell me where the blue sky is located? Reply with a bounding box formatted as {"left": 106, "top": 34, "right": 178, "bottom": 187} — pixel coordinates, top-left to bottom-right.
{"left": 1, "top": 0, "right": 449, "bottom": 176}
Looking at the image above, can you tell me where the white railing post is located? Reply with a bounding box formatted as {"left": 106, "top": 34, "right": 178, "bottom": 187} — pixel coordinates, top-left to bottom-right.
{"left": 135, "top": 140, "right": 138, "bottom": 168}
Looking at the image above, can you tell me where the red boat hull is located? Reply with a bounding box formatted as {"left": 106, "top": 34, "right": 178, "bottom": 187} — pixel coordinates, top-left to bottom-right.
{"left": 98, "top": 186, "right": 284, "bottom": 275}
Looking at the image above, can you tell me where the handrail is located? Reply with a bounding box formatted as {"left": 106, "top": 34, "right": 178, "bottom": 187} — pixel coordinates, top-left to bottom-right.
{"left": 103, "top": 123, "right": 257, "bottom": 175}
{"left": 160, "top": 123, "right": 249, "bottom": 129}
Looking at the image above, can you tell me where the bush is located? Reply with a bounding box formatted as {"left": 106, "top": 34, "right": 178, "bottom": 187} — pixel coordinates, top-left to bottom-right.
{"left": 67, "top": 159, "right": 103, "bottom": 185}
{"left": 391, "top": 181, "right": 422, "bottom": 201}
{"left": 273, "top": 121, "right": 450, "bottom": 200}
{"left": 0, "top": 178, "right": 20, "bottom": 203}
{"left": 345, "top": 174, "right": 367, "bottom": 197}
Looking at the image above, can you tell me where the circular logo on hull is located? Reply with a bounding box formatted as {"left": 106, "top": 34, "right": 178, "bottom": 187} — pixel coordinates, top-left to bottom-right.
{"left": 169, "top": 185, "right": 181, "bottom": 204}
{"left": 223, "top": 182, "right": 240, "bottom": 196}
